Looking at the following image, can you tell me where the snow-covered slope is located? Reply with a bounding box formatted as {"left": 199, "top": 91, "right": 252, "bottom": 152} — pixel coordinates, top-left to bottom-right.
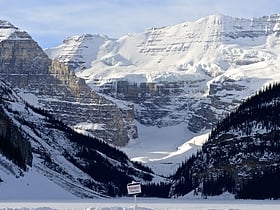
{"left": 0, "top": 154, "right": 76, "bottom": 200}
{"left": 121, "top": 123, "right": 208, "bottom": 176}
{"left": 0, "top": 80, "right": 156, "bottom": 198}
{"left": 45, "top": 34, "right": 110, "bottom": 71}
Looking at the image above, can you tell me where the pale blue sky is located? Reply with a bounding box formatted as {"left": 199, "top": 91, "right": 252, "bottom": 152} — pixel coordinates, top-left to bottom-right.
{"left": 0, "top": 0, "right": 280, "bottom": 48}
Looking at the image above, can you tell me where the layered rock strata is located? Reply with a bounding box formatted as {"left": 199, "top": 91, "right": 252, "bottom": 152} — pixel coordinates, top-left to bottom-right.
{"left": 0, "top": 21, "right": 135, "bottom": 146}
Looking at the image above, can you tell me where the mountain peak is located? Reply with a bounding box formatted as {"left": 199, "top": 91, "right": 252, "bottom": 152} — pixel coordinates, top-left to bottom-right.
{"left": 62, "top": 33, "right": 109, "bottom": 45}
{"left": 45, "top": 33, "right": 110, "bottom": 71}
{"left": 197, "top": 13, "right": 228, "bottom": 21}
{"left": 0, "top": 20, "right": 31, "bottom": 42}
{"left": 195, "top": 13, "right": 280, "bottom": 33}
{"left": 0, "top": 20, "right": 17, "bottom": 29}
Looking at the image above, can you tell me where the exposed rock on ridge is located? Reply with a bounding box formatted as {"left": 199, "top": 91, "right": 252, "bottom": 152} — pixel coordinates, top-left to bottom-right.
{"left": 0, "top": 21, "right": 135, "bottom": 146}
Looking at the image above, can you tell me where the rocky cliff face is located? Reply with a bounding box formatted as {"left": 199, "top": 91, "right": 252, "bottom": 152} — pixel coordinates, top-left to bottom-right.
{"left": 94, "top": 79, "right": 208, "bottom": 129}
{"left": 0, "top": 21, "right": 136, "bottom": 146}
{"left": 93, "top": 77, "right": 247, "bottom": 132}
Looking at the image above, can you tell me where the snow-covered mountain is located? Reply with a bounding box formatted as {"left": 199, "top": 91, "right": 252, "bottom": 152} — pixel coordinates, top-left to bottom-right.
{"left": 46, "top": 14, "right": 280, "bottom": 78}
{"left": 46, "top": 14, "right": 280, "bottom": 174}
{"left": 46, "top": 14, "right": 280, "bottom": 127}
{"left": 0, "top": 79, "right": 156, "bottom": 198}
{"left": 0, "top": 20, "right": 137, "bottom": 146}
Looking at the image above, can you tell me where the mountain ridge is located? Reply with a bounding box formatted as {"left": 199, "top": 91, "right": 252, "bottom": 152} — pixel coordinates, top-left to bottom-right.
{"left": 46, "top": 13, "right": 280, "bottom": 76}
{"left": 46, "top": 13, "right": 280, "bottom": 135}
{"left": 0, "top": 21, "right": 136, "bottom": 146}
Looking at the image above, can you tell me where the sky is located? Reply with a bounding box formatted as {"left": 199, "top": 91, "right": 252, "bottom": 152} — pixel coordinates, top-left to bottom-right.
{"left": 0, "top": 0, "right": 280, "bottom": 48}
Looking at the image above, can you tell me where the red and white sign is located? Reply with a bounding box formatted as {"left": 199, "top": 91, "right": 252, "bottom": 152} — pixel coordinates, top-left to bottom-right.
{"left": 127, "top": 182, "right": 141, "bottom": 195}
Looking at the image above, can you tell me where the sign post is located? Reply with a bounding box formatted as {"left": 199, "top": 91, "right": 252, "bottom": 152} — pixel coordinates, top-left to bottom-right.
{"left": 127, "top": 181, "right": 141, "bottom": 210}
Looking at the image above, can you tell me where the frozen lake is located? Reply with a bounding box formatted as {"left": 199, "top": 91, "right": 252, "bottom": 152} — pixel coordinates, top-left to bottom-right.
{"left": 1, "top": 198, "right": 280, "bottom": 210}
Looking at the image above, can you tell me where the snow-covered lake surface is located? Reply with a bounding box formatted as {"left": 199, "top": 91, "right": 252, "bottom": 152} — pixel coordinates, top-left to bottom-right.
{"left": 1, "top": 198, "right": 280, "bottom": 210}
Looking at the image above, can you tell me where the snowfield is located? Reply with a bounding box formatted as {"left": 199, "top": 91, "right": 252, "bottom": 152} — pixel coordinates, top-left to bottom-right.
{"left": 120, "top": 123, "right": 209, "bottom": 176}
{"left": 1, "top": 198, "right": 280, "bottom": 210}
{"left": 46, "top": 14, "right": 280, "bottom": 89}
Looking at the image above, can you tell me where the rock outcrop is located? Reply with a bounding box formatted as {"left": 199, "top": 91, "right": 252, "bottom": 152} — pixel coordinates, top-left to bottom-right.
{"left": 0, "top": 21, "right": 136, "bottom": 146}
